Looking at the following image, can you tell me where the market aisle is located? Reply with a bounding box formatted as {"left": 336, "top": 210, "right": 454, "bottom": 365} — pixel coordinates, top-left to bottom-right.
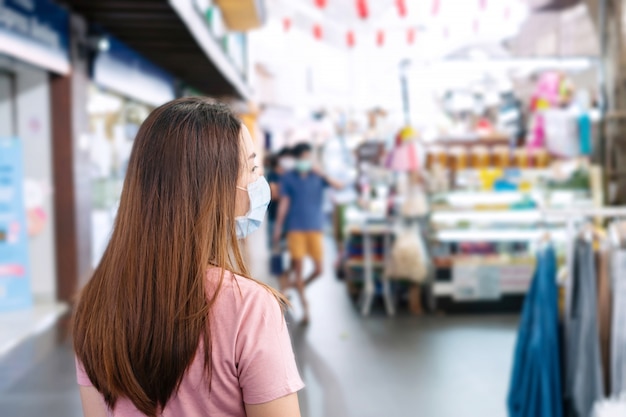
{"left": 285, "top": 237, "right": 518, "bottom": 417}
{"left": 0, "top": 235, "right": 519, "bottom": 417}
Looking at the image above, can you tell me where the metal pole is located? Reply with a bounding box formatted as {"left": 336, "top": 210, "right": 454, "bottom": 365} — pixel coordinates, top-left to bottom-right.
{"left": 399, "top": 59, "right": 411, "bottom": 126}
{"left": 599, "top": 0, "right": 608, "bottom": 115}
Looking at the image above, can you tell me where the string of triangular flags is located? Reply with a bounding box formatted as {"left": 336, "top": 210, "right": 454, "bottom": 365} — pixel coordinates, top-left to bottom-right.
{"left": 282, "top": 0, "right": 512, "bottom": 47}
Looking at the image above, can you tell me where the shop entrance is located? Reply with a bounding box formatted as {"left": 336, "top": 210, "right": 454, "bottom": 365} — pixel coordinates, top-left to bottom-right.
{"left": 0, "top": 71, "right": 15, "bottom": 137}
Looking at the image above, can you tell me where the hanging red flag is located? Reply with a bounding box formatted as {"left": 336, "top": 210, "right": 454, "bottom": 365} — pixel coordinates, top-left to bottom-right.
{"left": 356, "top": 0, "right": 369, "bottom": 19}
{"left": 432, "top": 0, "right": 440, "bottom": 16}
{"left": 313, "top": 24, "right": 323, "bottom": 40}
{"left": 407, "top": 28, "right": 416, "bottom": 45}
{"left": 314, "top": 0, "right": 327, "bottom": 8}
{"left": 396, "top": 0, "right": 407, "bottom": 18}
{"left": 479, "top": 0, "right": 487, "bottom": 10}
{"left": 377, "top": 30, "right": 385, "bottom": 47}
{"left": 347, "top": 30, "right": 356, "bottom": 47}
{"left": 283, "top": 17, "right": 291, "bottom": 32}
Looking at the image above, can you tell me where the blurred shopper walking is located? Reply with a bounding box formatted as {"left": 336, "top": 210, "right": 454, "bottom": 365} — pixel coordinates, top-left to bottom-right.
{"left": 266, "top": 147, "right": 294, "bottom": 245}
{"left": 267, "top": 148, "right": 296, "bottom": 292}
{"left": 73, "top": 98, "right": 303, "bottom": 417}
{"left": 274, "top": 143, "right": 342, "bottom": 324}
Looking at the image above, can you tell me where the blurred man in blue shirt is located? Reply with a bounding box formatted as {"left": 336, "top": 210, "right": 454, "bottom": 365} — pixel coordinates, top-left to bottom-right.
{"left": 274, "top": 142, "right": 342, "bottom": 324}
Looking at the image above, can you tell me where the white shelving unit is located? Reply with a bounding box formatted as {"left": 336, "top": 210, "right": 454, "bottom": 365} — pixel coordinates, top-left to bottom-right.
{"left": 435, "top": 229, "right": 568, "bottom": 243}
{"left": 430, "top": 188, "right": 593, "bottom": 303}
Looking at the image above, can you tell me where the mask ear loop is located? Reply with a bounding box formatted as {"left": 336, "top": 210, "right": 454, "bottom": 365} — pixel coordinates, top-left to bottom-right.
{"left": 236, "top": 186, "right": 247, "bottom": 192}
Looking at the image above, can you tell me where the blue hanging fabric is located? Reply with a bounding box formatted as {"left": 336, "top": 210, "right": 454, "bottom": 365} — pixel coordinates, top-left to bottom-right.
{"left": 508, "top": 246, "right": 563, "bottom": 417}
{"left": 579, "top": 113, "right": 592, "bottom": 156}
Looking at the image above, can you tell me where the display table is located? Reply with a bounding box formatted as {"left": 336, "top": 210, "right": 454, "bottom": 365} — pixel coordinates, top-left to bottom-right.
{"left": 342, "top": 209, "right": 395, "bottom": 316}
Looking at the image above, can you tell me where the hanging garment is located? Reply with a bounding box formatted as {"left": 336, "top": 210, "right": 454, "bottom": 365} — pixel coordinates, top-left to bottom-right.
{"left": 611, "top": 250, "right": 626, "bottom": 397}
{"left": 508, "top": 247, "right": 563, "bottom": 417}
{"left": 385, "top": 222, "right": 428, "bottom": 284}
{"left": 596, "top": 248, "right": 612, "bottom": 395}
{"left": 565, "top": 239, "right": 605, "bottom": 417}
{"left": 543, "top": 108, "right": 580, "bottom": 158}
{"left": 578, "top": 113, "right": 592, "bottom": 156}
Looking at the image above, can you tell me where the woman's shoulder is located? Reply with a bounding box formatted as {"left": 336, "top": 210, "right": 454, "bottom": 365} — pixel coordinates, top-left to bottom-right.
{"left": 207, "top": 268, "right": 279, "bottom": 310}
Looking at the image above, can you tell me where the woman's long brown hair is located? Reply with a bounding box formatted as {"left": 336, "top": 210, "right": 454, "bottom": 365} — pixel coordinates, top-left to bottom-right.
{"left": 73, "top": 98, "right": 284, "bottom": 416}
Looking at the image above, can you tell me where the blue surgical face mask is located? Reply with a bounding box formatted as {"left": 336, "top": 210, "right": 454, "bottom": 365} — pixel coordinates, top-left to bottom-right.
{"left": 235, "top": 176, "right": 271, "bottom": 239}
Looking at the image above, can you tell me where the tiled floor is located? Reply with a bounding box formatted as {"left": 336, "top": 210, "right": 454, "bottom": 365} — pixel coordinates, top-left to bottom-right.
{"left": 0, "top": 236, "right": 519, "bottom": 417}
{"left": 0, "top": 300, "right": 68, "bottom": 357}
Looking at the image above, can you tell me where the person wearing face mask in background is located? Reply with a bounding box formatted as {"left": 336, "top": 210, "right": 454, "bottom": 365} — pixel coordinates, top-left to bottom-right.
{"left": 266, "top": 147, "right": 295, "bottom": 246}
{"left": 274, "top": 142, "right": 343, "bottom": 324}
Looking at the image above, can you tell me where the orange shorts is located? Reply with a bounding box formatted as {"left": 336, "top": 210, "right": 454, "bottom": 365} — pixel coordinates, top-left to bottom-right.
{"left": 287, "top": 231, "right": 324, "bottom": 262}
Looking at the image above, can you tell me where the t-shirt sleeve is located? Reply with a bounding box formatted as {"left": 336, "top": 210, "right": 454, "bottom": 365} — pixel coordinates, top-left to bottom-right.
{"left": 236, "top": 290, "right": 304, "bottom": 404}
{"left": 279, "top": 175, "right": 292, "bottom": 199}
{"left": 267, "top": 172, "right": 279, "bottom": 184}
{"left": 75, "top": 357, "right": 94, "bottom": 387}
{"left": 320, "top": 174, "right": 330, "bottom": 188}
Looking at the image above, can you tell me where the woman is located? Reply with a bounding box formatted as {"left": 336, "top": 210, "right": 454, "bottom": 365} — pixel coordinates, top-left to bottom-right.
{"left": 73, "top": 98, "right": 304, "bottom": 417}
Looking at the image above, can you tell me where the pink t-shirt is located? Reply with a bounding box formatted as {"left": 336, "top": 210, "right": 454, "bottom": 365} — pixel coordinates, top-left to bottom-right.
{"left": 76, "top": 269, "right": 304, "bottom": 416}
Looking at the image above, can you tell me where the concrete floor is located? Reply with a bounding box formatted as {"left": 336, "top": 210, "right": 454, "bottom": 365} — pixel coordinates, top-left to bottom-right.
{"left": 0, "top": 237, "right": 519, "bottom": 417}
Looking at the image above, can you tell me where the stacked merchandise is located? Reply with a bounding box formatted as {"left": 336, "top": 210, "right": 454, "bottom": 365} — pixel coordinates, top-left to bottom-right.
{"left": 428, "top": 160, "right": 593, "bottom": 312}
{"left": 526, "top": 72, "right": 596, "bottom": 159}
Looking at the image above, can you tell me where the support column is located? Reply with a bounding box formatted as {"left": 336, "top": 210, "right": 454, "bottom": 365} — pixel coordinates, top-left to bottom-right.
{"left": 585, "top": 0, "right": 626, "bottom": 203}
{"left": 50, "top": 14, "right": 92, "bottom": 304}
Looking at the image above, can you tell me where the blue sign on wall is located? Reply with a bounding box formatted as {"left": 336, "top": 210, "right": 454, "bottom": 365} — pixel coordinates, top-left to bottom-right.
{"left": 0, "top": 138, "right": 32, "bottom": 312}
{"left": 93, "top": 35, "right": 176, "bottom": 106}
{"left": 0, "top": 0, "right": 70, "bottom": 73}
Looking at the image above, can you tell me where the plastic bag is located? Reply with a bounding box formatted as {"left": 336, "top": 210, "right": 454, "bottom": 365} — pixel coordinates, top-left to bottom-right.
{"left": 386, "top": 223, "right": 428, "bottom": 283}
{"left": 401, "top": 186, "right": 429, "bottom": 218}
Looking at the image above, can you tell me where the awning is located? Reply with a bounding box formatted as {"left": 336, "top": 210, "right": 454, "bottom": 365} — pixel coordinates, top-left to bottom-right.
{"left": 63, "top": 0, "right": 251, "bottom": 99}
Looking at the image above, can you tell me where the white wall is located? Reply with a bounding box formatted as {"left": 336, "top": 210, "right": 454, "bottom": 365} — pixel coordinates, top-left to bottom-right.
{"left": 0, "top": 56, "right": 57, "bottom": 301}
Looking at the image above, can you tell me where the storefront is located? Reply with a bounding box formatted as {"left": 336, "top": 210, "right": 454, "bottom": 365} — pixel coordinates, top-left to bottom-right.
{"left": 0, "top": 0, "right": 70, "bottom": 353}
{"left": 87, "top": 35, "right": 176, "bottom": 267}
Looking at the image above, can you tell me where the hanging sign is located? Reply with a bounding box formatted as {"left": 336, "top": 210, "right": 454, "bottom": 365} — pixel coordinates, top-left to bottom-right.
{"left": 347, "top": 30, "right": 355, "bottom": 48}
{"left": 0, "top": 138, "right": 33, "bottom": 312}
{"left": 396, "top": 0, "right": 407, "bottom": 17}
{"left": 356, "top": 0, "right": 369, "bottom": 19}
{"left": 313, "top": 23, "right": 323, "bottom": 40}
{"left": 407, "top": 28, "right": 416, "bottom": 45}
{"left": 452, "top": 263, "right": 501, "bottom": 301}
{"left": 314, "top": 0, "right": 327, "bottom": 9}
{"left": 432, "top": 0, "right": 441, "bottom": 17}
{"left": 376, "top": 30, "right": 385, "bottom": 47}
{"left": 0, "top": 0, "right": 70, "bottom": 74}
{"left": 283, "top": 17, "right": 291, "bottom": 32}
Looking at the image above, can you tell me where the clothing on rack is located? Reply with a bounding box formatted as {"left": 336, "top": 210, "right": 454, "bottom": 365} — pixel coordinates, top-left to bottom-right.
{"left": 596, "top": 247, "right": 612, "bottom": 396}
{"left": 611, "top": 249, "right": 626, "bottom": 397}
{"left": 565, "top": 238, "right": 604, "bottom": 417}
{"left": 508, "top": 246, "right": 562, "bottom": 417}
